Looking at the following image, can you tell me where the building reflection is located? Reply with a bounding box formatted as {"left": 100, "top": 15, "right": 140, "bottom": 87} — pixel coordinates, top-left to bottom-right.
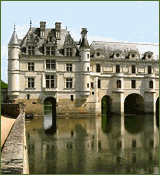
{"left": 26, "top": 114, "right": 159, "bottom": 174}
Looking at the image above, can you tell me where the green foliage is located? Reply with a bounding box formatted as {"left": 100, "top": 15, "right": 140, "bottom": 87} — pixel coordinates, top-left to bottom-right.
{"left": 1, "top": 80, "right": 8, "bottom": 89}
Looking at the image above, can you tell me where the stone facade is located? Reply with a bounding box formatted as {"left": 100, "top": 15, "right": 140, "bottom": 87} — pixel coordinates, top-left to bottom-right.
{"left": 8, "top": 21, "right": 159, "bottom": 115}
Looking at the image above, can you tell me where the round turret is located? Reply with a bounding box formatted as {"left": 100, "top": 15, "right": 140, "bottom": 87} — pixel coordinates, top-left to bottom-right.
{"left": 79, "top": 28, "right": 90, "bottom": 98}
{"left": 8, "top": 24, "right": 20, "bottom": 102}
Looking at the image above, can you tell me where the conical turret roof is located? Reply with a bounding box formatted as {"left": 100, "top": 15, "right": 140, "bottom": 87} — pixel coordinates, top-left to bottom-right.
{"left": 9, "top": 25, "right": 19, "bottom": 45}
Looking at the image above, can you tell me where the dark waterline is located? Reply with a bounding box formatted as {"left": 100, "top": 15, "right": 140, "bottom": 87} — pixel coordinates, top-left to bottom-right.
{"left": 26, "top": 114, "right": 159, "bottom": 174}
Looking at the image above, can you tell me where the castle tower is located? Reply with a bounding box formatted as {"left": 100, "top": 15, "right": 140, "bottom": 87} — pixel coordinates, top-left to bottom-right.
{"left": 8, "top": 24, "right": 20, "bottom": 102}
{"left": 79, "top": 28, "right": 90, "bottom": 98}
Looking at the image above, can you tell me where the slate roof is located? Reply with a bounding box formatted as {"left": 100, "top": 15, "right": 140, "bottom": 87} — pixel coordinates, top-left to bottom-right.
{"left": 9, "top": 30, "right": 19, "bottom": 45}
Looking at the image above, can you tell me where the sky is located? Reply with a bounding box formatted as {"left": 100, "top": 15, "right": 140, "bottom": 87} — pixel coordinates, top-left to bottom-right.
{"left": 1, "top": 1, "right": 159, "bottom": 83}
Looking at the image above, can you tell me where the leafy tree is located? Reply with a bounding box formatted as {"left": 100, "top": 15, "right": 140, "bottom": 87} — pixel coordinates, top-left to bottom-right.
{"left": 1, "top": 80, "right": 8, "bottom": 89}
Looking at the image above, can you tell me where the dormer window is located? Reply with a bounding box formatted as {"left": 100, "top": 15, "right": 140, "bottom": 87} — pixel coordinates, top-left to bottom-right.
{"left": 148, "top": 55, "right": 151, "bottom": 59}
{"left": 66, "top": 48, "right": 72, "bottom": 57}
{"left": 46, "top": 46, "right": 55, "bottom": 56}
{"left": 116, "top": 53, "right": 119, "bottom": 57}
{"left": 28, "top": 46, "right": 35, "bottom": 55}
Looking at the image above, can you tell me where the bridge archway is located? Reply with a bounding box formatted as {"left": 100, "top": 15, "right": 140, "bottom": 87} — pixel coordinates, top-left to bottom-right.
{"left": 101, "top": 95, "right": 112, "bottom": 133}
{"left": 44, "top": 97, "right": 56, "bottom": 133}
{"left": 124, "top": 93, "right": 144, "bottom": 115}
{"left": 156, "top": 97, "right": 159, "bottom": 128}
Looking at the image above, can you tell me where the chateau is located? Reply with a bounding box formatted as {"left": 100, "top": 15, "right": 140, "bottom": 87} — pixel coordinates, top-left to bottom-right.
{"left": 8, "top": 21, "right": 159, "bottom": 115}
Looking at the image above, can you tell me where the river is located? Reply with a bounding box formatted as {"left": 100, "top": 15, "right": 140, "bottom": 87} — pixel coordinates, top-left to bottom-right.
{"left": 26, "top": 114, "right": 159, "bottom": 174}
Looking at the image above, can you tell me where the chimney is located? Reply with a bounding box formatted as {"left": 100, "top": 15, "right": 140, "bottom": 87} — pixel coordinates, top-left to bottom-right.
{"left": 55, "top": 22, "right": 61, "bottom": 40}
{"left": 40, "top": 21, "right": 46, "bottom": 38}
{"left": 79, "top": 28, "right": 89, "bottom": 49}
{"left": 81, "top": 28, "right": 88, "bottom": 40}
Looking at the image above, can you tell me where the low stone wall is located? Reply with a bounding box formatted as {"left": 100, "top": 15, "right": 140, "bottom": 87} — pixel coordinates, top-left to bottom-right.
{"left": 1, "top": 113, "right": 29, "bottom": 174}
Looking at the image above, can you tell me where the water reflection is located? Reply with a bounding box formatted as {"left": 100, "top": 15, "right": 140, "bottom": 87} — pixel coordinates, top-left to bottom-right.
{"left": 26, "top": 114, "right": 159, "bottom": 174}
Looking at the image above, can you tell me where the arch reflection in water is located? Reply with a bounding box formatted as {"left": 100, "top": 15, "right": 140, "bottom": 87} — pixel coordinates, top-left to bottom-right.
{"left": 101, "top": 95, "right": 112, "bottom": 133}
{"left": 124, "top": 93, "right": 144, "bottom": 115}
{"left": 44, "top": 97, "right": 56, "bottom": 134}
{"left": 124, "top": 114, "right": 145, "bottom": 134}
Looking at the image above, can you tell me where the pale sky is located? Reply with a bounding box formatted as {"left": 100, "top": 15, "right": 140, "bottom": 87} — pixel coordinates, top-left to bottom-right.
{"left": 1, "top": 1, "right": 159, "bottom": 83}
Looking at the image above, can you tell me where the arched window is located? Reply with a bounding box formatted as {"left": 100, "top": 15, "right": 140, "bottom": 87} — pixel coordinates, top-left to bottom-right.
{"left": 117, "top": 80, "right": 121, "bottom": 88}
{"left": 149, "top": 80, "right": 153, "bottom": 89}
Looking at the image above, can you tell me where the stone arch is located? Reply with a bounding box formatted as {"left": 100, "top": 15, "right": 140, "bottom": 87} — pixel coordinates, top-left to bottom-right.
{"left": 156, "top": 97, "right": 159, "bottom": 128}
{"left": 101, "top": 95, "right": 112, "bottom": 115}
{"left": 124, "top": 93, "right": 144, "bottom": 114}
{"left": 44, "top": 96, "right": 56, "bottom": 133}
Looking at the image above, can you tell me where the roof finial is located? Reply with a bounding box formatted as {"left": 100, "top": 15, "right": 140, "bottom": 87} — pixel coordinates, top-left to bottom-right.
{"left": 14, "top": 23, "right": 16, "bottom": 31}
{"left": 30, "top": 18, "right": 32, "bottom": 28}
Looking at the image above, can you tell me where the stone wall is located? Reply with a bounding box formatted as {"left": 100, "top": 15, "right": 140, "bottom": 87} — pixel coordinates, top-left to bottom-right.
{"left": 1, "top": 113, "right": 29, "bottom": 174}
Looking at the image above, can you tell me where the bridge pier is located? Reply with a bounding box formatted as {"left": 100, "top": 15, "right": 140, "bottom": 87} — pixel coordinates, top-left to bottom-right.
{"left": 112, "top": 92, "right": 124, "bottom": 114}
{"left": 144, "top": 92, "right": 156, "bottom": 114}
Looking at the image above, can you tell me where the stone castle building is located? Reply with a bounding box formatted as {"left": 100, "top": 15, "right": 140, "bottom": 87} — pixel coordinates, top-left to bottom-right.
{"left": 8, "top": 21, "right": 159, "bottom": 115}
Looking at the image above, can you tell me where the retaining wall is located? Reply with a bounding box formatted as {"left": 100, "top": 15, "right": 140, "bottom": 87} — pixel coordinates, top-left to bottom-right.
{"left": 1, "top": 110, "right": 29, "bottom": 174}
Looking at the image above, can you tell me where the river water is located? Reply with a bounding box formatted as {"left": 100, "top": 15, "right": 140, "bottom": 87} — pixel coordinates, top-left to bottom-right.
{"left": 26, "top": 114, "right": 159, "bottom": 174}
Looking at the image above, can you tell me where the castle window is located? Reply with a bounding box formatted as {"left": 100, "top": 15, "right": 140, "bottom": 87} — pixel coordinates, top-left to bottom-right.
{"left": 98, "top": 79, "right": 101, "bottom": 88}
{"left": 46, "top": 60, "right": 56, "bottom": 70}
{"left": 87, "top": 54, "right": 90, "bottom": 58}
{"left": 87, "top": 67, "right": 89, "bottom": 71}
{"left": 96, "top": 64, "right": 101, "bottom": 72}
{"left": 66, "top": 78, "right": 72, "bottom": 88}
{"left": 97, "top": 52, "right": 100, "bottom": 56}
{"left": 46, "top": 46, "right": 55, "bottom": 56}
{"left": 117, "top": 80, "right": 121, "bottom": 88}
{"left": 132, "top": 54, "right": 135, "bottom": 58}
{"left": 91, "top": 82, "right": 94, "bottom": 88}
{"left": 148, "top": 55, "right": 151, "bottom": 59}
{"left": 92, "top": 92, "right": 94, "bottom": 95}
{"left": 87, "top": 83, "right": 89, "bottom": 88}
{"left": 28, "top": 46, "right": 35, "bottom": 55}
{"left": 46, "top": 75, "right": 54, "bottom": 88}
{"left": 131, "top": 80, "right": 136, "bottom": 89}
{"left": 28, "top": 62, "right": 34, "bottom": 71}
{"left": 27, "top": 94, "right": 30, "bottom": 100}
{"left": 71, "top": 95, "right": 74, "bottom": 101}
{"left": 66, "top": 48, "right": 72, "bottom": 57}
{"left": 149, "top": 81, "right": 153, "bottom": 89}
{"left": 116, "top": 65, "right": 120, "bottom": 73}
{"left": 66, "top": 64, "right": 72, "bottom": 72}
{"left": 148, "top": 66, "right": 152, "bottom": 74}
{"left": 28, "top": 78, "right": 34, "bottom": 88}
{"left": 132, "top": 65, "right": 136, "bottom": 74}
{"left": 116, "top": 53, "right": 119, "bottom": 57}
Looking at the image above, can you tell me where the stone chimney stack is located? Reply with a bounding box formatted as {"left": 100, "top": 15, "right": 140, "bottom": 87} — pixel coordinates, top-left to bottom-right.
{"left": 55, "top": 22, "right": 61, "bottom": 40}
{"left": 40, "top": 21, "right": 46, "bottom": 38}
